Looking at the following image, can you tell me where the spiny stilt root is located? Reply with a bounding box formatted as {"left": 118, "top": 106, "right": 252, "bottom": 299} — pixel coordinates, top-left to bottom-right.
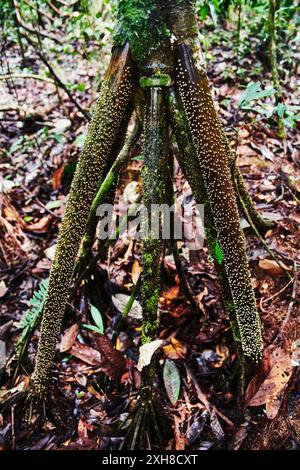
{"left": 175, "top": 42, "right": 263, "bottom": 365}
{"left": 30, "top": 43, "right": 134, "bottom": 399}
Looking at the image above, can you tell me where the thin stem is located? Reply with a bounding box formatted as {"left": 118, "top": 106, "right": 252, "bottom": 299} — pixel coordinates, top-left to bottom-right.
{"left": 269, "top": 0, "right": 285, "bottom": 138}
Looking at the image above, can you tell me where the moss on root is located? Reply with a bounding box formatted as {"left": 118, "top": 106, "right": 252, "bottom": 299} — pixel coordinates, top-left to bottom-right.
{"left": 31, "top": 44, "right": 134, "bottom": 397}
{"left": 140, "top": 86, "right": 168, "bottom": 346}
{"left": 114, "top": 0, "right": 170, "bottom": 62}
{"left": 175, "top": 43, "right": 262, "bottom": 362}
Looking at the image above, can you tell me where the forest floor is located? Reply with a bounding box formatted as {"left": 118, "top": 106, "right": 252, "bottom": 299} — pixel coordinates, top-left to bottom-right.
{"left": 0, "top": 21, "right": 299, "bottom": 450}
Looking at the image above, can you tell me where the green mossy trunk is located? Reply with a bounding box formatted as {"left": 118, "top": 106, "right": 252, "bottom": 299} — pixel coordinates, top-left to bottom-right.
{"left": 140, "top": 86, "right": 168, "bottom": 345}
{"left": 139, "top": 85, "right": 168, "bottom": 393}
{"left": 31, "top": 44, "right": 134, "bottom": 396}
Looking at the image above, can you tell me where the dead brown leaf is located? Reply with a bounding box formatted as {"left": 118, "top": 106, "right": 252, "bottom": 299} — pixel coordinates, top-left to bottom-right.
{"left": 26, "top": 215, "right": 52, "bottom": 233}
{"left": 137, "top": 339, "right": 164, "bottom": 372}
{"left": 0, "top": 281, "right": 8, "bottom": 298}
{"left": 258, "top": 259, "right": 285, "bottom": 276}
{"left": 60, "top": 324, "right": 79, "bottom": 352}
{"left": 246, "top": 346, "right": 293, "bottom": 418}
{"left": 52, "top": 164, "right": 65, "bottom": 190}
{"left": 96, "top": 335, "right": 126, "bottom": 379}
{"left": 237, "top": 145, "right": 257, "bottom": 157}
{"left": 131, "top": 259, "right": 141, "bottom": 284}
{"left": 163, "top": 337, "right": 187, "bottom": 360}
{"left": 70, "top": 341, "right": 102, "bottom": 366}
{"left": 161, "top": 284, "right": 180, "bottom": 302}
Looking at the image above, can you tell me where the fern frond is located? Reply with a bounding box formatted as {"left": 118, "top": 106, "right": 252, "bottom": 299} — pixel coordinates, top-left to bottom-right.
{"left": 15, "top": 278, "right": 49, "bottom": 353}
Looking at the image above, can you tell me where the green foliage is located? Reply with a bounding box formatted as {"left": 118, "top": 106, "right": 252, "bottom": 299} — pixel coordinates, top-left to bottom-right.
{"left": 238, "top": 80, "right": 300, "bottom": 126}
{"left": 163, "top": 359, "right": 181, "bottom": 405}
{"left": 140, "top": 73, "right": 172, "bottom": 88}
{"left": 82, "top": 304, "right": 104, "bottom": 335}
{"left": 276, "top": 103, "right": 300, "bottom": 128}
{"left": 196, "top": 0, "right": 220, "bottom": 24}
{"left": 15, "top": 278, "right": 49, "bottom": 351}
{"left": 239, "top": 81, "right": 275, "bottom": 109}
{"left": 214, "top": 241, "right": 224, "bottom": 264}
{"left": 1, "top": 0, "right": 115, "bottom": 63}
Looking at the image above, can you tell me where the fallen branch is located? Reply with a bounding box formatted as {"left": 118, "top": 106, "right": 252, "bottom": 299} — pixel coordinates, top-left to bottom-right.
{"left": 0, "top": 73, "right": 55, "bottom": 84}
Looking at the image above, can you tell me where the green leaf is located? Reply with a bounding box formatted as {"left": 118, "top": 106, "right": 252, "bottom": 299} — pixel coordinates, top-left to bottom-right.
{"left": 90, "top": 304, "right": 104, "bottom": 334}
{"left": 45, "top": 200, "right": 63, "bottom": 210}
{"left": 239, "top": 82, "right": 275, "bottom": 108}
{"left": 64, "top": 161, "right": 78, "bottom": 175}
{"left": 276, "top": 103, "right": 286, "bottom": 118}
{"left": 214, "top": 241, "right": 223, "bottom": 264}
{"left": 82, "top": 324, "right": 103, "bottom": 335}
{"left": 131, "top": 154, "right": 144, "bottom": 161}
{"left": 74, "top": 134, "right": 86, "bottom": 149}
{"left": 15, "top": 278, "right": 49, "bottom": 352}
{"left": 163, "top": 359, "right": 181, "bottom": 405}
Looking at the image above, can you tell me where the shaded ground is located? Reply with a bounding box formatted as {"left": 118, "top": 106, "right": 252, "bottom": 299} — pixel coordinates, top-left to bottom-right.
{"left": 0, "top": 13, "right": 299, "bottom": 450}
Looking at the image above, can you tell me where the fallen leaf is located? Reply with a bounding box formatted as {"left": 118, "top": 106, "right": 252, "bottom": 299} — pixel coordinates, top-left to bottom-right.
{"left": 95, "top": 334, "right": 126, "bottom": 379}
{"left": 163, "top": 337, "right": 187, "bottom": 360}
{"left": 215, "top": 343, "right": 230, "bottom": 368}
{"left": 237, "top": 145, "right": 257, "bottom": 157}
{"left": 210, "top": 408, "right": 225, "bottom": 440}
{"left": 163, "top": 359, "right": 181, "bottom": 405}
{"left": 26, "top": 215, "right": 52, "bottom": 233}
{"left": 60, "top": 324, "right": 79, "bottom": 352}
{"left": 198, "top": 441, "right": 213, "bottom": 450}
{"left": 238, "top": 128, "right": 250, "bottom": 139}
{"left": 44, "top": 244, "right": 56, "bottom": 261}
{"left": 77, "top": 417, "right": 89, "bottom": 439}
{"left": 137, "top": 339, "right": 164, "bottom": 372}
{"left": 75, "top": 372, "right": 87, "bottom": 387}
{"left": 161, "top": 284, "right": 180, "bottom": 302}
{"left": 195, "top": 287, "right": 208, "bottom": 314}
{"left": 0, "top": 377, "right": 29, "bottom": 399}
{"left": 112, "top": 293, "right": 142, "bottom": 319}
{"left": 0, "top": 320, "right": 13, "bottom": 340}
{"left": 251, "top": 143, "right": 274, "bottom": 162}
{"left": 131, "top": 259, "right": 141, "bottom": 284}
{"left": 258, "top": 259, "right": 285, "bottom": 276}
{"left": 70, "top": 341, "right": 102, "bottom": 366}
{"left": 174, "top": 415, "right": 186, "bottom": 450}
{"left": 291, "top": 339, "right": 300, "bottom": 367}
{"left": 52, "top": 164, "right": 65, "bottom": 190}
{"left": 0, "top": 281, "right": 8, "bottom": 298}
{"left": 186, "top": 410, "right": 209, "bottom": 444}
{"left": 229, "top": 422, "right": 249, "bottom": 450}
{"left": 53, "top": 118, "right": 71, "bottom": 133}
{"left": 246, "top": 346, "right": 293, "bottom": 418}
